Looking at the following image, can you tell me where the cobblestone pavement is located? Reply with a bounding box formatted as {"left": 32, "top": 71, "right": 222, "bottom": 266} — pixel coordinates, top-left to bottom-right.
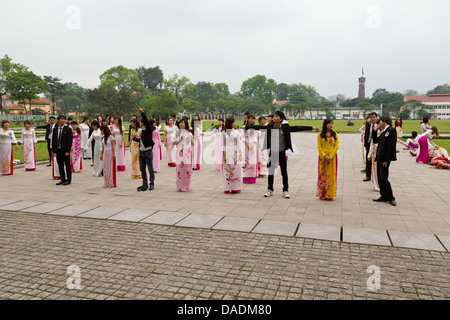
{"left": 0, "top": 210, "right": 448, "bottom": 300}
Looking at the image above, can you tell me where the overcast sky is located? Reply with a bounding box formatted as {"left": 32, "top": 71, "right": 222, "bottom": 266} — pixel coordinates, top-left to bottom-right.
{"left": 1, "top": 0, "right": 449, "bottom": 99}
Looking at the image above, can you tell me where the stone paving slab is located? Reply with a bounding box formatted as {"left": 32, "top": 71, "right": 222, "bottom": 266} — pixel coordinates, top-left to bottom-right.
{"left": 0, "top": 200, "right": 43, "bottom": 211}
{"left": 1, "top": 209, "right": 449, "bottom": 300}
{"left": 252, "top": 219, "right": 299, "bottom": 236}
{"left": 141, "top": 211, "right": 190, "bottom": 225}
{"left": 175, "top": 213, "right": 223, "bottom": 229}
{"left": 19, "top": 202, "right": 68, "bottom": 214}
{"left": 212, "top": 216, "right": 260, "bottom": 232}
{"left": 107, "top": 208, "right": 157, "bottom": 222}
{"left": 296, "top": 223, "right": 341, "bottom": 242}
{"left": 49, "top": 204, "right": 99, "bottom": 217}
{"left": 1, "top": 133, "right": 450, "bottom": 236}
{"left": 437, "top": 235, "right": 450, "bottom": 252}
{"left": 389, "top": 230, "right": 447, "bottom": 252}
{"left": 343, "top": 227, "right": 391, "bottom": 247}
{"left": 77, "top": 206, "right": 127, "bottom": 219}
{"left": 0, "top": 199, "right": 20, "bottom": 207}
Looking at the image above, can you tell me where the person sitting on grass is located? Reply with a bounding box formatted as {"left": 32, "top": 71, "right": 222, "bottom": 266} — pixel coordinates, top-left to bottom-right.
{"left": 402, "top": 131, "right": 419, "bottom": 150}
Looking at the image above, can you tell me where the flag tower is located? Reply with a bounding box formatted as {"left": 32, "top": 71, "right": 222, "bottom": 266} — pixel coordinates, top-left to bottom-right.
{"left": 358, "top": 67, "right": 366, "bottom": 99}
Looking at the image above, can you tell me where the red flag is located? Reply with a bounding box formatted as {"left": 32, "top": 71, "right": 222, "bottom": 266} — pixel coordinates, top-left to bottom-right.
{"left": 362, "top": 67, "right": 364, "bottom": 76}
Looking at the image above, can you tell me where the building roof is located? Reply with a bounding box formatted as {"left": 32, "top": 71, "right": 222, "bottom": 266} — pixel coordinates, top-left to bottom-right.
{"left": 273, "top": 100, "right": 288, "bottom": 106}
{"left": 405, "top": 94, "right": 450, "bottom": 103}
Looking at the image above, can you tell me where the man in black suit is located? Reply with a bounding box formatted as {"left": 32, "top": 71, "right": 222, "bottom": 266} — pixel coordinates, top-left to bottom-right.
{"left": 246, "top": 110, "right": 319, "bottom": 198}
{"left": 373, "top": 116, "right": 397, "bottom": 206}
{"left": 36, "top": 116, "right": 56, "bottom": 167}
{"left": 52, "top": 115, "right": 73, "bottom": 186}
{"left": 363, "top": 112, "right": 378, "bottom": 181}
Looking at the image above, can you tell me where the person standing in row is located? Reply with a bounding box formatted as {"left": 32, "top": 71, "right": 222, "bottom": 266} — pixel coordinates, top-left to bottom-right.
{"left": 242, "top": 114, "right": 258, "bottom": 184}
{"left": 79, "top": 117, "right": 92, "bottom": 160}
{"left": 316, "top": 118, "right": 339, "bottom": 201}
{"left": 152, "top": 118, "right": 162, "bottom": 173}
{"left": 130, "top": 119, "right": 142, "bottom": 179}
{"left": 137, "top": 107, "right": 155, "bottom": 192}
{"left": 100, "top": 125, "right": 117, "bottom": 188}
{"left": 52, "top": 115, "right": 73, "bottom": 186}
{"left": 164, "top": 117, "right": 178, "bottom": 167}
{"left": 36, "top": 116, "right": 56, "bottom": 167}
{"left": 0, "top": 120, "right": 19, "bottom": 176}
{"left": 246, "top": 111, "right": 319, "bottom": 199}
{"left": 203, "top": 118, "right": 225, "bottom": 172}
{"left": 191, "top": 115, "right": 202, "bottom": 171}
{"left": 70, "top": 122, "right": 82, "bottom": 173}
{"left": 363, "top": 112, "right": 378, "bottom": 182}
{"left": 368, "top": 119, "right": 381, "bottom": 192}
{"left": 373, "top": 116, "right": 397, "bottom": 206}
{"left": 256, "top": 116, "right": 268, "bottom": 177}
{"left": 128, "top": 114, "right": 138, "bottom": 143}
{"left": 21, "top": 120, "right": 37, "bottom": 171}
{"left": 222, "top": 117, "right": 243, "bottom": 194}
{"left": 173, "top": 118, "right": 194, "bottom": 192}
{"left": 113, "top": 116, "right": 126, "bottom": 172}
{"left": 84, "top": 120, "right": 103, "bottom": 177}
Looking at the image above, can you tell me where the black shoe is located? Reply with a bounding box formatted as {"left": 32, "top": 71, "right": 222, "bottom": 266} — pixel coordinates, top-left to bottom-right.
{"left": 56, "top": 181, "right": 64, "bottom": 185}
{"left": 63, "top": 181, "right": 71, "bottom": 186}
{"left": 47, "top": 163, "right": 52, "bottom": 167}
{"left": 389, "top": 200, "right": 397, "bottom": 206}
{"left": 137, "top": 185, "right": 148, "bottom": 192}
{"left": 149, "top": 184, "right": 154, "bottom": 190}
{"left": 363, "top": 177, "right": 371, "bottom": 182}
{"left": 373, "top": 197, "right": 387, "bottom": 202}
{"left": 360, "top": 168, "right": 366, "bottom": 173}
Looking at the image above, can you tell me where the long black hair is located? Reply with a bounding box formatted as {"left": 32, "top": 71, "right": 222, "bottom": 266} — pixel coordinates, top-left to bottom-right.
{"left": 320, "top": 118, "right": 337, "bottom": 140}
{"left": 100, "top": 125, "right": 112, "bottom": 145}
{"left": 176, "top": 118, "right": 189, "bottom": 138}
{"left": 224, "top": 117, "right": 235, "bottom": 135}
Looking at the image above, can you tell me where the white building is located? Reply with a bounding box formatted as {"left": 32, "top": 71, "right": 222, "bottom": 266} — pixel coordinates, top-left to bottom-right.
{"left": 404, "top": 94, "right": 450, "bottom": 120}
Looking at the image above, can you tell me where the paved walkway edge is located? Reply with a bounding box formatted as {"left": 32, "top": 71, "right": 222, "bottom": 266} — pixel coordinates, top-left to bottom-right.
{"left": 0, "top": 198, "right": 448, "bottom": 253}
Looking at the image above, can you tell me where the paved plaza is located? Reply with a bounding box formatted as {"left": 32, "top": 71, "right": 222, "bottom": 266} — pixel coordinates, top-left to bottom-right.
{"left": 0, "top": 132, "right": 449, "bottom": 300}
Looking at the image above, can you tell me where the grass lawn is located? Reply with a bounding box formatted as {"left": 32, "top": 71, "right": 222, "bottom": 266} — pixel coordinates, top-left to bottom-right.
{"left": 200, "top": 119, "right": 450, "bottom": 133}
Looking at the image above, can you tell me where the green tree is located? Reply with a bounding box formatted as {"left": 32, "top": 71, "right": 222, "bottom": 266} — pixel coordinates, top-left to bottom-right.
{"left": 239, "top": 97, "right": 267, "bottom": 116}
{"left": 181, "top": 98, "right": 201, "bottom": 114}
{"left": 100, "top": 65, "right": 143, "bottom": 92}
{"left": 403, "top": 100, "right": 432, "bottom": 120}
{"left": 289, "top": 83, "right": 325, "bottom": 102}
{"left": 43, "top": 75, "right": 67, "bottom": 115}
{"left": 8, "top": 69, "right": 48, "bottom": 115}
{"left": 372, "top": 88, "right": 389, "bottom": 99}
{"left": 276, "top": 83, "right": 290, "bottom": 101}
{"left": 141, "top": 90, "right": 180, "bottom": 119}
{"left": 0, "top": 55, "right": 28, "bottom": 114}
{"left": 240, "top": 75, "right": 277, "bottom": 106}
{"left": 163, "top": 74, "right": 192, "bottom": 105}
{"left": 355, "top": 101, "right": 378, "bottom": 117}
{"left": 427, "top": 84, "right": 450, "bottom": 94}
{"left": 289, "top": 91, "right": 308, "bottom": 104}
{"left": 136, "top": 66, "right": 164, "bottom": 92}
